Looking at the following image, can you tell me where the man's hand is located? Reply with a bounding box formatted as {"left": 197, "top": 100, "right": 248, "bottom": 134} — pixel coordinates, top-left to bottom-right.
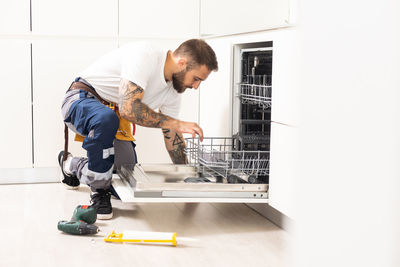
{"left": 118, "top": 78, "right": 203, "bottom": 141}
{"left": 171, "top": 120, "right": 204, "bottom": 142}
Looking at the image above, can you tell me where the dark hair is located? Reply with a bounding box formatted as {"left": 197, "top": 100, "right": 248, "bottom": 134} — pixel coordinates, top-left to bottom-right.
{"left": 174, "top": 39, "right": 218, "bottom": 72}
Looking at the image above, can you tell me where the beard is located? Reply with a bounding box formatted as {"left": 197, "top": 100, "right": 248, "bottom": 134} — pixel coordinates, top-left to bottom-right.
{"left": 172, "top": 69, "right": 187, "bottom": 93}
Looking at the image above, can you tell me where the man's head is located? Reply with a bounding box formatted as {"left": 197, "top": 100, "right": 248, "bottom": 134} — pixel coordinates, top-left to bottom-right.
{"left": 171, "top": 39, "right": 218, "bottom": 93}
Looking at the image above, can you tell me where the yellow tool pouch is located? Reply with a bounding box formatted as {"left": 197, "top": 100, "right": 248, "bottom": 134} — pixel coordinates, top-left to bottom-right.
{"left": 74, "top": 104, "right": 135, "bottom": 142}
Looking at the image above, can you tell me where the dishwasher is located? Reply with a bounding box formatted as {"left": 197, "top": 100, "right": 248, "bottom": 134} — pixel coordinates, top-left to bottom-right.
{"left": 113, "top": 41, "right": 272, "bottom": 203}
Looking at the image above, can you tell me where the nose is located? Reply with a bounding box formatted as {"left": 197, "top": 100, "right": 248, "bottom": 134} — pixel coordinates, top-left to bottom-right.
{"left": 192, "top": 81, "right": 201, "bottom": 89}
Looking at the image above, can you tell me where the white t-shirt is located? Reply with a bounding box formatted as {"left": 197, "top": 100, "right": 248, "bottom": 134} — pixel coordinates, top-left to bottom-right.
{"left": 79, "top": 42, "right": 181, "bottom": 118}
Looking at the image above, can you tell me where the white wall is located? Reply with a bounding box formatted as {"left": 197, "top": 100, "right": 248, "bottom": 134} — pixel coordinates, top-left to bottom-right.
{"left": 292, "top": 0, "right": 400, "bottom": 266}
{"left": 31, "top": 0, "right": 118, "bottom": 36}
{"left": 200, "top": 0, "right": 290, "bottom": 36}
{"left": 120, "top": 0, "right": 199, "bottom": 39}
{"left": 0, "top": 0, "right": 30, "bottom": 35}
{"left": 0, "top": 40, "right": 32, "bottom": 168}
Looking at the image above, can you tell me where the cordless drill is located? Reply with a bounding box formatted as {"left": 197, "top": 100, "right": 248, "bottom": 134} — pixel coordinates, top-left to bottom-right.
{"left": 58, "top": 205, "right": 99, "bottom": 235}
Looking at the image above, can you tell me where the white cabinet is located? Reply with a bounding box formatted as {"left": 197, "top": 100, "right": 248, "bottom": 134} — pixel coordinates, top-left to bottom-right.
{"left": 0, "top": 0, "right": 30, "bottom": 34}
{"left": 32, "top": 39, "right": 117, "bottom": 167}
{"left": 119, "top": 0, "right": 199, "bottom": 38}
{"left": 0, "top": 40, "right": 32, "bottom": 168}
{"left": 198, "top": 39, "right": 232, "bottom": 137}
{"left": 270, "top": 28, "right": 299, "bottom": 126}
{"left": 31, "top": 0, "right": 118, "bottom": 36}
{"left": 200, "top": 0, "right": 290, "bottom": 36}
{"left": 269, "top": 122, "right": 297, "bottom": 218}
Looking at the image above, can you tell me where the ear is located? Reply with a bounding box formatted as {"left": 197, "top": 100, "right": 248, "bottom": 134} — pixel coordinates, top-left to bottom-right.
{"left": 177, "top": 58, "right": 187, "bottom": 69}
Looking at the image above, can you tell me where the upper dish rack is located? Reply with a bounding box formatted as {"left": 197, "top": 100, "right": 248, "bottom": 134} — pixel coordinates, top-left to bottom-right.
{"left": 237, "top": 75, "right": 272, "bottom": 110}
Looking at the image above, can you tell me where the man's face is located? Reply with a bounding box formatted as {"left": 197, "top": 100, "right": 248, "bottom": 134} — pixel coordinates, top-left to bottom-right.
{"left": 172, "top": 64, "right": 211, "bottom": 93}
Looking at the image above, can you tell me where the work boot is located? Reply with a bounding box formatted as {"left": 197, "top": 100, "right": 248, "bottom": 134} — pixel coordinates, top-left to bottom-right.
{"left": 90, "top": 189, "right": 113, "bottom": 220}
{"left": 58, "top": 151, "right": 80, "bottom": 189}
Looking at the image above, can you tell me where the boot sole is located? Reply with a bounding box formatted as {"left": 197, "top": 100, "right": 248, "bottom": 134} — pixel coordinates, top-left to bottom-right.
{"left": 97, "top": 212, "right": 113, "bottom": 220}
{"left": 60, "top": 175, "right": 80, "bottom": 190}
{"left": 58, "top": 151, "right": 80, "bottom": 190}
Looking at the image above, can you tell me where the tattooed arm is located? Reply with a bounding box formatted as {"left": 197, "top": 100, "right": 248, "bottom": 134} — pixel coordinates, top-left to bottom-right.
{"left": 162, "top": 128, "right": 188, "bottom": 164}
{"left": 118, "top": 78, "right": 204, "bottom": 141}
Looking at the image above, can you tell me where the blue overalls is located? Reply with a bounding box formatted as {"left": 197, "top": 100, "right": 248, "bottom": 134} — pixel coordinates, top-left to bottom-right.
{"left": 62, "top": 78, "right": 137, "bottom": 190}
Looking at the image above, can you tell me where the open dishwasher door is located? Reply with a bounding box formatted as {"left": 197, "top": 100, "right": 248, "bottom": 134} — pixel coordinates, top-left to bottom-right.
{"left": 112, "top": 138, "right": 269, "bottom": 203}
{"left": 112, "top": 164, "right": 268, "bottom": 203}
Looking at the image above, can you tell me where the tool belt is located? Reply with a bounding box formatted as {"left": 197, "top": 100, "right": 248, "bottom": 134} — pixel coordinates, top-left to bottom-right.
{"left": 63, "top": 78, "right": 135, "bottom": 161}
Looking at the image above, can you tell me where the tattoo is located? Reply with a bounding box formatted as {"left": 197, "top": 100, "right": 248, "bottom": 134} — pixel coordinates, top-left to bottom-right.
{"left": 166, "top": 133, "right": 187, "bottom": 164}
{"left": 119, "top": 79, "right": 170, "bottom": 128}
{"left": 118, "top": 80, "right": 143, "bottom": 104}
{"left": 123, "top": 87, "right": 143, "bottom": 101}
{"left": 172, "top": 133, "right": 183, "bottom": 146}
{"left": 168, "top": 147, "right": 188, "bottom": 164}
{"left": 162, "top": 129, "right": 171, "bottom": 139}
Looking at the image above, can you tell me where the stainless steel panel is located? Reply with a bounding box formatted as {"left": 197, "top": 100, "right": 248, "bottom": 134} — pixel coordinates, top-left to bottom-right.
{"left": 118, "top": 163, "right": 268, "bottom": 195}
{"left": 112, "top": 174, "right": 269, "bottom": 203}
{"left": 162, "top": 191, "right": 268, "bottom": 198}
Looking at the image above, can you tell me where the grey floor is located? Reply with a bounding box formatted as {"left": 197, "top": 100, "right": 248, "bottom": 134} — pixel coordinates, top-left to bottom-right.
{"left": 0, "top": 183, "right": 291, "bottom": 267}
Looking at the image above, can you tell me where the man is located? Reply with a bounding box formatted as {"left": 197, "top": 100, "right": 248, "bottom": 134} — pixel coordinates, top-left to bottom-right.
{"left": 59, "top": 39, "right": 218, "bottom": 219}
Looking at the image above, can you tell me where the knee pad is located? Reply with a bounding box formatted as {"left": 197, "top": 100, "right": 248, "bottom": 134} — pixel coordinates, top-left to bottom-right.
{"left": 94, "top": 109, "right": 119, "bottom": 140}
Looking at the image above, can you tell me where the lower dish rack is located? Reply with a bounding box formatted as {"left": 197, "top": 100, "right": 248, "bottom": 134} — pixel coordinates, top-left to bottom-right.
{"left": 111, "top": 137, "right": 269, "bottom": 202}
{"left": 185, "top": 137, "right": 269, "bottom": 184}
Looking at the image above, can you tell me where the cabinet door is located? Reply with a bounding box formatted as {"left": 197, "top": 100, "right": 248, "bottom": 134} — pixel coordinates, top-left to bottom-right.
{"left": 200, "top": 0, "right": 290, "bottom": 36}
{"left": 119, "top": 0, "right": 199, "bottom": 38}
{"left": 32, "top": 40, "right": 117, "bottom": 167}
{"left": 268, "top": 122, "right": 297, "bottom": 219}
{"left": 0, "top": 0, "right": 30, "bottom": 34}
{"left": 0, "top": 40, "right": 32, "bottom": 168}
{"left": 32, "top": 0, "right": 118, "bottom": 36}
{"left": 198, "top": 39, "right": 232, "bottom": 137}
{"left": 270, "top": 28, "right": 300, "bottom": 126}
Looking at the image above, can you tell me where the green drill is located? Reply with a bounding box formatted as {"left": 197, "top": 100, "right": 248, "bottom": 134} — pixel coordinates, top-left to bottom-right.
{"left": 71, "top": 205, "right": 97, "bottom": 224}
{"left": 57, "top": 220, "right": 99, "bottom": 235}
{"left": 58, "top": 205, "right": 99, "bottom": 235}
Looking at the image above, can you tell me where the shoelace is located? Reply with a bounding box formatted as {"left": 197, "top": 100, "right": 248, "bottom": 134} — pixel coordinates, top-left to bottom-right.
{"left": 91, "top": 191, "right": 111, "bottom": 206}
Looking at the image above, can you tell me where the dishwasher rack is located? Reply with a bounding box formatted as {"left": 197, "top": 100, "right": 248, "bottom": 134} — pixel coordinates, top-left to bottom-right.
{"left": 238, "top": 83, "right": 272, "bottom": 110}
{"left": 185, "top": 137, "right": 269, "bottom": 183}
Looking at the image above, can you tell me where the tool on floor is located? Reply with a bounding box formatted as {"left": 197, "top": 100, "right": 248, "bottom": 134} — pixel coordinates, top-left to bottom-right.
{"left": 104, "top": 230, "right": 198, "bottom": 247}
{"left": 71, "top": 205, "right": 97, "bottom": 224}
{"left": 57, "top": 205, "right": 99, "bottom": 235}
{"left": 105, "top": 231, "right": 178, "bottom": 246}
{"left": 58, "top": 220, "right": 99, "bottom": 235}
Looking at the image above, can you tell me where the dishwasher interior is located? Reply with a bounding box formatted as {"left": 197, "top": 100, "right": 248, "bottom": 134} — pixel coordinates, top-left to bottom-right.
{"left": 113, "top": 41, "right": 273, "bottom": 203}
